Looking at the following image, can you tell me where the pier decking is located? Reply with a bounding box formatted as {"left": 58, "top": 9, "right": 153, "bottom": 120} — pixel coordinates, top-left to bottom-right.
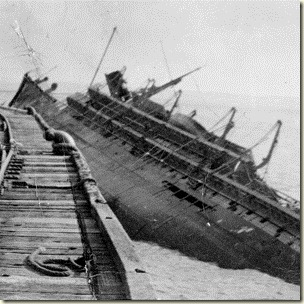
{"left": 0, "top": 106, "right": 155, "bottom": 300}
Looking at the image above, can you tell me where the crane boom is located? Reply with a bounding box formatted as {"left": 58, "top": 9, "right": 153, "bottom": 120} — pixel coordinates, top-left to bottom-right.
{"left": 140, "top": 67, "right": 201, "bottom": 100}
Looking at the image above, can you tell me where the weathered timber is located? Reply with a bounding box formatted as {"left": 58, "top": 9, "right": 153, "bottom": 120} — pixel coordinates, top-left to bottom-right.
{"left": 0, "top": 105, "right": 156, "bottom": 300}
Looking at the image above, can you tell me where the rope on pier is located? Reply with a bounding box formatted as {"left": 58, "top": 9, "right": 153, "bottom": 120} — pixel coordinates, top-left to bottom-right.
{"left": 27, "top": 247, "right": 71, "bottom": 277}
{"left": 27, "top": 246, "right": 85, "bottom": 277}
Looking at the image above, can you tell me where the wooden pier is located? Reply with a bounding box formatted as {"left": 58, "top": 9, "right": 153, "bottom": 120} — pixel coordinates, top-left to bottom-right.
{"left": 0, "top": 106, "right": 155, "bottom": 300}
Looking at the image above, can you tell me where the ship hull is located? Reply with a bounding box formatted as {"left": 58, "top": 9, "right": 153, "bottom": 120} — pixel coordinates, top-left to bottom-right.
{"left": 9, "top": 75, "right": 300, "bottom": 285}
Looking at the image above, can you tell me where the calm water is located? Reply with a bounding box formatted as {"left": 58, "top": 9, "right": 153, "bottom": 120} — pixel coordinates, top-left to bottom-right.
{"left": 0, "top": 90, "right": 300, "bottom": 300}
{"left": 134, "top": 241, "right": 300, "bottom": 300}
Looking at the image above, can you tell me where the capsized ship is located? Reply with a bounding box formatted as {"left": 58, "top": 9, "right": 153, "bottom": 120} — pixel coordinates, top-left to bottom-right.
{"left": 8, "top": 66, "right": 300, "bottom": 286}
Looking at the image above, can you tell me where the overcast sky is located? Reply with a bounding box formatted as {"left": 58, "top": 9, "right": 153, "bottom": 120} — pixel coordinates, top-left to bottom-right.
{"left": 0, "top": 1, "right": 300, "bottom": 98}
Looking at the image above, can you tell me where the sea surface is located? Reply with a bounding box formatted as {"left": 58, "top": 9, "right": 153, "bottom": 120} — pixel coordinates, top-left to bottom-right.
{"left": 0, "top": 89, "right": 300, "bottom": 300}
{"left": 134, "top": 241, "right": 300, "bottom": 300}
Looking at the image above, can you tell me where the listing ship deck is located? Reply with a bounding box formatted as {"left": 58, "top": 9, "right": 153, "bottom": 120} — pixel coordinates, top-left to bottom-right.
{"left": 0, "top": 105, "right": 155, "bottom": 300}
{"left": 7, "top": 74, "right": 300, "bottom": 286}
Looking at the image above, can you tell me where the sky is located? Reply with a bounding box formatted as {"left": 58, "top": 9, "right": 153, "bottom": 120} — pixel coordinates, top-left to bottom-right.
{"left": 0, "top": 0, "right": 300, "bottom": 98}
{"left": 0, "top": 0, "right": 300, "bottom": 198}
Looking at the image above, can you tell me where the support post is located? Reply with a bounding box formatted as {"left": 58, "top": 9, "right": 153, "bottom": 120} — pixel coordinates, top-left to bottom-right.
{"left": 89, "top": 27, "right": 117, "bottom": 87}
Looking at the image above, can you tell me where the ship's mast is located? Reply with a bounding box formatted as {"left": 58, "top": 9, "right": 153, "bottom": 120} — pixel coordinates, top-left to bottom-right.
{"left": 255, "top": 120, "right": 282, "bottom": 170}
{"left": 89, "top": 27, "right": 117, "bottom": 87}
{"left": 211, "top": 107, "right": 236, "bottom": 143}
{"left": 168, "top": 90, "right": 182, "bottom": 118}
{"left": 12, "top": 20, "right": 42, "bottom": 78}
{"left": 220, "top": 107, "right": 236, "bottom": 140}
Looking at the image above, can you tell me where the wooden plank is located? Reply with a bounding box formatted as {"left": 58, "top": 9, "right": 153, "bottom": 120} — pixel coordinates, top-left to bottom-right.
{"left": 0, "top": 217, "right": 97, "bottom": 228}
{"left": 22, "top": 162, "right": 75, "bottom": 166}
{"left": 1, "top": 188, "right": 83, "bottom": 194}
{"left": 0, "top": 232, "right": 104, "bottom": 243}
{"left": 0, "top": 252, "right": 83, "bottom": 262}
{"left": 0, "top": 253, "right": 84, "bottom": 268}
{"left": 22, "top": 156, "right": 72, "bottom": 161}
{"left": 0, "top": 276, "right": 91, "bottom": 294}
{"left": 20, "top": 177, "right": 79, "bottom": 183}
{"left": 15, "top": 145, "right": 51, "bottom": 150}
{"left": 0, "top": 227, "right": 100, "bottom": 233}
{"left": 8, "top": 120, "right": 37, "bottom": 123}
{"left": 0, "top": 206, "right": 87, "bottom": 212}
{"left": 18, "top": 181, "right": 78, "bottom": 187}
{"left": 3, "top": 114, "right": 31, "bottom": 118}
{"left": 0, "top": 199, "right": 87, "bottom": 206}
{"left": 23, "top": 161, "right": 74, "bottom": 166}
{"left": 0, "top": 238, "right": 108, "bottom": 254}
{"left": 0, "top": 254, "right": 113, "bottom": 271}
{"left": 0, "top": 217, "right": 79, "bottom": 225}
{"left": 0, "top": 292, "right": 94, "bottom": 300}
{"left": 0, "top": 245, "right": 108, "bottom": 256}
{"left": 1, "top": 192, "right": 80, "bottom": 200}
{"left": 0, "top": 205, "right": 81, "bottom": 211}
{"left": 22, "top": 167, "right": 77, "bottom": 173}
{"left": 17, "top": 148, "right": 53, "bottom": 153}
{"left": 0, "top": 247, "right": 84, "bottom": 255}
{"left": 18, "top": 151, "right": 54, "bottom": 156}
{"left": 0, "top": 240, "right": 106, "bottom": 250}
{"left": 0, "top": 231, "right": 85, "bottom": 238}
{"left": 1, "top": 188, "right": 84, "bottom": 194}
{"left": 19, "top": 155, "right": 71, "bottom": 161}
{"left": 0, "top": 242, "right": 84, "bottom": 250}
{"left": 0, "top": 195, "right": 82, "bottom": 201}
{"left": 0, "top": 201, "right": 89, "bottom": 208}
{"left": 0, "top": 211, "right": 91, "bottom": 219}
{"left": 9, "top": 182, "right": 77, "bottom": 188}
{"left": 21, "top": 173, "right": 79, "bottom": 178}
{"left": 0, "top": 235, "right": 83, "bottom": 244}
{"left": 0, "top": 266, "right": 87, "bottom": 279}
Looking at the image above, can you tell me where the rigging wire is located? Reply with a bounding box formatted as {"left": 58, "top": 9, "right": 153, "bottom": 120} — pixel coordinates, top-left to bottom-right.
{"left": 208, "top": 107, "right": 234, "bottom": 132}
{"left": 59, "top": 95, "right": 228, "bottom": 181}
{"left": 51, "top": 101, "right": 215, "bottom": 213}
{"left": 183, "top": 60, "right": 220, "bottom": 120}
{"left": 56, "top": 100, "right": 252, "bottom": 209}
{"left": 40, "top": 93, "right": 300, "bottom": 249}
{"left": 58, "top": 86, "right": 274, "bottom": 192}
{"left": 94, "top": 100, "right": 274, "bottom": 195}
{"left": 159, "top": 40, "right": 174, "bottom": 81}
{"left": 158, "top": 40, "right": 180, "bottom": 107}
